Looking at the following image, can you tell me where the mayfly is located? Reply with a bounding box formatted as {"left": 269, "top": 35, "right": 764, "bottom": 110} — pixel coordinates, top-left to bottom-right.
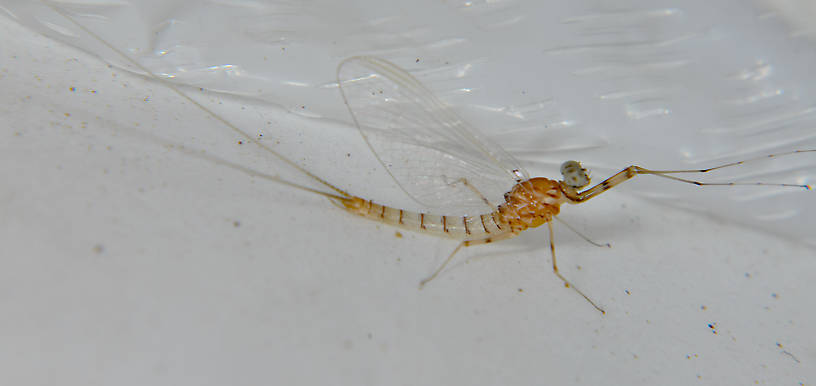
{"left": 43, "top": 3, "right": 813, "bottom": 314}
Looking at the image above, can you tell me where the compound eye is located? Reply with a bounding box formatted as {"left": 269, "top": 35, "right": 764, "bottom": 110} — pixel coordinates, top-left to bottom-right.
{"left": 560, "top": 160, "right": 590, "bottom": 188}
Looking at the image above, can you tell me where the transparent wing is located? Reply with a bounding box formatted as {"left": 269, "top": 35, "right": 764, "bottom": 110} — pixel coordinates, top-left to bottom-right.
{"left": 337, "top": 56, "right": 527, "bottom": 213}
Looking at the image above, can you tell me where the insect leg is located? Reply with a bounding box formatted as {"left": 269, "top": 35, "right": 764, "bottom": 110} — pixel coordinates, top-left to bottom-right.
{"left": 445, "top": 177, "right": 497, "bottom": 209}
{"left": 548, "top": 222, "right": 605, "bottom": 314}
{"left": 553, "top": 216, "right": 611, "bottom": 248}
{"left": 565, "top": 150, "right": 814, "bottom": 203}
{"left": 418, "top": 232, "right": 517, "bottom": 289}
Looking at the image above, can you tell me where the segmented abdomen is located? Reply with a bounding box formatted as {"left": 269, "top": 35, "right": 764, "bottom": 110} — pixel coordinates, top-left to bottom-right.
{"left": 339, "top": 197, "right": 509, "bottom": 241}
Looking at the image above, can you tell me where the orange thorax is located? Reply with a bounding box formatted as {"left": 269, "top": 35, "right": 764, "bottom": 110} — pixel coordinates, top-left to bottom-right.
{"left": 497, "top": 177, "right": 566, "bottom": 232}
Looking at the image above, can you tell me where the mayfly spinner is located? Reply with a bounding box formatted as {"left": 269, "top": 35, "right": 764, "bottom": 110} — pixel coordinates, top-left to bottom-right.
{"left": 43, "top": 3, "right": 814, "bottom": 314}
{"left": 333, "top": 56, "right": 812, "bottom": 314}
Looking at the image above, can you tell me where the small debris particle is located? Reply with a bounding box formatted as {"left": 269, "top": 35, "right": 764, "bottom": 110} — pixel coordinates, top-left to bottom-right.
{"left": 92, "top": 244, "right": 104, "bottom": 254}
{"left": 69, "top": 87, "right": 76, "bottom": 92}
{"left": 517, "top": 288, "right": 524, "bottom": 293}
{"left": 708, "top": 323, "right": 717, "bottom": 334}
{"left": 700, "top": 305, "right": 707, "bottom": 310}
{"left": 778, "top": 345, "right": 801, "bottom": 363}
{"left": 237, "top": 140, "right": 243, "bottom": 145}
{"left": 64, "top": 112, "right": 71, "bottom": 117}
{"left": 771, "top": 293, "right": 778, "bottom": 299}
{"left": 394, "top": 231, "right": 402, "bottom": 238}
{"left": 624, "top": 289, "right": 630, "bottom": 295}
{"left": 233, "top": 221, "right": 241, "bottom": 227}
{"left": 416, "top": 58, "right": 420, "bottom": 63}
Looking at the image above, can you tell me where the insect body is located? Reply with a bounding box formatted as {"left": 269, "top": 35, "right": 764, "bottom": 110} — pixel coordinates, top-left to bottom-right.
{"left": 41, "top": 1, "right": 813, "bottom": 314}
{"left": 334, "top": 56, "right": 812, "bottom": 313}
{"left": 337, "top": 172, "right": 607, "bottom": 310}
{"left": 340, "top": 177, "right": 565, "bottom": 241}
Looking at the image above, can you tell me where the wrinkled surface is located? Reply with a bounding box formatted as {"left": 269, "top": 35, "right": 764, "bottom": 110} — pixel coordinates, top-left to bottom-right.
{"left": 1, "top": 1, "right": 814, "bottom": 385}
{"left": 3, "top": 0, "right": 814, "bottom": 241}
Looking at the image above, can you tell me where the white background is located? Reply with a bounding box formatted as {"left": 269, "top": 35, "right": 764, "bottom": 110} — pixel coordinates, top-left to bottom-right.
{"left": 1, "top": 1, "right": 814, "bottom": 385}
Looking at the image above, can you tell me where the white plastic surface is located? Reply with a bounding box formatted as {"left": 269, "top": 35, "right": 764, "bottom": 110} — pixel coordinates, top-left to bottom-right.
{"left": 1, "top": 1, "right": 814, "bottom": 385}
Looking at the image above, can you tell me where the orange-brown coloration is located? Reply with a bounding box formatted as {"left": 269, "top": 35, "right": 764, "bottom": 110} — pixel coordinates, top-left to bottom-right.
{"left": 480, "top": 215, "right": 490, "bottom": 233}
{"left": 491, "top": 212, "right": 504, "bottom": 230}
{"left": 43, "top": 17, "right": 812, "bottom": 315}
{"left": 338, "top": 178, "right": 567, "bottom": 240}
{"left": 496, "top": 177, "right": 566, "bottom": 233}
